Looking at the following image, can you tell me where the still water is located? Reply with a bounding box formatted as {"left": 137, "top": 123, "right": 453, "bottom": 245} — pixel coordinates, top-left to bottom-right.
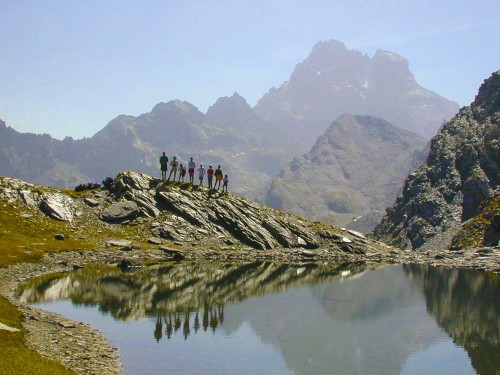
{"left": 17, "top": 262, "right": 499, "bottom": 375}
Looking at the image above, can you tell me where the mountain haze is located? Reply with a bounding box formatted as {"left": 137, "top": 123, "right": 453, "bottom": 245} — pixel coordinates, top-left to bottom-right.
{"left": 254, "top": 40, "right": 459, "bottom": 149}
{"left": 1, "top": 39, "right": 460, "bottom": 207}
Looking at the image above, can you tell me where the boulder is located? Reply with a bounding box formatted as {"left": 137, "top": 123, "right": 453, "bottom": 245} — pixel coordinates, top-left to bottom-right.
{"left": 106, "top": 239, "right": 132, "bottom": 248}
{"left": 101, "top": 201, "right": 140, "bottom": 223}
{"left": 40, "top": 193, "right": 74, "bottom": 222}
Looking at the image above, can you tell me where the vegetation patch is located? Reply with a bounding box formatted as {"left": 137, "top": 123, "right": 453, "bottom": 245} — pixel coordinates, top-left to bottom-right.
{"left": 0, "top": 296, "right": 74, "bottom": 375}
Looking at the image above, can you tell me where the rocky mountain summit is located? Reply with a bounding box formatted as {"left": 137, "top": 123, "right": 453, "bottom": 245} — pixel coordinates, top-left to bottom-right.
{"left": 254, "top": 39, "right": 459, "bottom": 148}
{"left": 373, "top": 70, "right": 500, "bottom": 250}
{"left": 258, "top": 114, "right": 427, "bottom": 232}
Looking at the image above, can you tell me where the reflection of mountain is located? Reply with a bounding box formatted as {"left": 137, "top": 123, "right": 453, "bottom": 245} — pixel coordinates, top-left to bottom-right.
{"left": 226, "top": 265, "right": 450, "bottom": 375}
{"left": 404, "top": 264, "right": 500, "bottom": 375}
{"left": 19, "top": 263, "right": 496, "bottom": 375}
{"left": 18, "top": 261, "right": 370, "bottom": 322}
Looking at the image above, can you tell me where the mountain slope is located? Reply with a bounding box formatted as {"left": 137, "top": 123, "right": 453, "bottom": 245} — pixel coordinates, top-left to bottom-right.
{"left": 254, "top": 39, "right": 459, "bottom": 149}
{"left": 373, "top": 70, "right": 500, "bottom": 250}
{"left": 257, "top": 114, "right": 427, "bottom": 232}
{"left": 0, "top": 98, "right": 287, "bottom": 197}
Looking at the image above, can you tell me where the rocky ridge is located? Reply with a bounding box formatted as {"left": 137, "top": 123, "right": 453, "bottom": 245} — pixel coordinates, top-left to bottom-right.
{"left": 257, "top": 114, "right": 427, "bottom": 232}
{"left": 373, "top": 70, "right": 500, "bottom": 250}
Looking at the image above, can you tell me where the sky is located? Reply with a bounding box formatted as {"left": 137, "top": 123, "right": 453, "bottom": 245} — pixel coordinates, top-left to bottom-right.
{"left": 1, "top": 0, "right": 498, "bottom": 140}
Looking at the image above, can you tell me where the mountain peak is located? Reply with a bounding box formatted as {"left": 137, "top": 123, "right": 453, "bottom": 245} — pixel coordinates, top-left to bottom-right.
{"left": 152, "top": 100, "right": 199, "bottom": 115}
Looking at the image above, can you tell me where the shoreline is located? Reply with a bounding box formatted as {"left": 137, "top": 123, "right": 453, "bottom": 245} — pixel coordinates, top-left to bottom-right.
{"left": 1, "top": 246, "right": 499, "bottom": 374}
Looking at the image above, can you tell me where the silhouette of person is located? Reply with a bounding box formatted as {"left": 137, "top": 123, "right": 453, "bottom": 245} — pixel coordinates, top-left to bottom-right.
{"left": 159, "top": 152, "right": 168, "bottom": 180}
{"left": 188, "top": 157, "right": 196, "bottom": 184}
{"left": 207, "top": 165, "right": 214, "bottom": 189}
{"left": 214, "top": 165, "right": 223, "bottom": 190}
{"left": 168, "top": 156, "right": 179, "bottom": 181}
{"left": 166, "top": 313, "right": 173, "bottom": 339}
{"left": 197, "top": 164, "right": 206, "bottom": 186}
{"left": 183, "top": 311, "right": 191, "bottom": 340}
{"left": 154, "top": 312, "right": 163, "bottom": 342}
{"left": 178, "top": 164, "right": 186, "bottom": 182}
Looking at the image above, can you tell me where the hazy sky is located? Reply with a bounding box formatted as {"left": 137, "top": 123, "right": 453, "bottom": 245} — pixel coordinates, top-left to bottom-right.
{"left": 1, "top": 0, "right": 498, "bottom": 139}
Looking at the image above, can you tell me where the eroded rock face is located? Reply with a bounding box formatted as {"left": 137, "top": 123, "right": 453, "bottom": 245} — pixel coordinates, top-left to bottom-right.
{"left": 373, "top": 71, "right": 500, "bottom": 250}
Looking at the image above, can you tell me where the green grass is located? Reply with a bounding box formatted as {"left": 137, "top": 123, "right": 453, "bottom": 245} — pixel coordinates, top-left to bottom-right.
{"left": 0, "top": 296, "right": 75, "bottom": 375}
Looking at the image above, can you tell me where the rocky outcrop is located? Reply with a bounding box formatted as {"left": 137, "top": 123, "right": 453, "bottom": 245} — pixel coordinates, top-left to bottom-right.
{"left": 104, "top": 171, "right": 380, "bottom": 252}
{"left": 0, "top": 170, "right": 390, "bottom": 256}
{"left": 257, "top": 114, "right": 427, "bottom": 232}
{"left": 373, "top": 70, "right": 500, "bottom": 250}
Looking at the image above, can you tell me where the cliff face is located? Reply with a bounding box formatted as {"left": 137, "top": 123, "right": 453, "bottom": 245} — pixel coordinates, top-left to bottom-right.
{"left": 373, "top": 71, "right": 500, "bottom": 250}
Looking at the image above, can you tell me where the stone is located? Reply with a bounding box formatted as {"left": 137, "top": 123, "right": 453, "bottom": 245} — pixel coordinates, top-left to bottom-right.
{"left": 54, "top": 234, "right": 65, "bottom": 241}
{"left": 40, "top": 193, "right": 74, "bottom": 222}
{"left": 106, "top": 240, "right": 132, "bottom": 248}
{"left": 347, "top": 230, "right": 366, "bottom": 239}
{"left": 84, "top": 198, "right": 100, "bottom": 207}
{"left": 101, "top": 201, "right": 140, "bottom": 223}
{"left": 297, "top": 236, "right": 307, "bottom": 247}
{"left": 18, "top": 190, "right": 35, "bottom": 206}
{"left": 301, "top": 250, "right": 315, "bottom": 257}
{"left": 159, "top": 246, "right": 186, "bottom": 260}
{"left": 147, "top": 237, "right": 162, "bottom": 245}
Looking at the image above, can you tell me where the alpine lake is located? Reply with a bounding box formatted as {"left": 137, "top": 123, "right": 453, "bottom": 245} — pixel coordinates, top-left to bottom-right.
{"left": 17, "top": 261, "right": 499, "bottom": 375}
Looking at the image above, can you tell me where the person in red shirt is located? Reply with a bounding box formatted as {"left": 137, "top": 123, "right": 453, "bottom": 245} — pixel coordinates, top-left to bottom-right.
{"left": 207, "top": 164, "right": 214, "bottom": 189}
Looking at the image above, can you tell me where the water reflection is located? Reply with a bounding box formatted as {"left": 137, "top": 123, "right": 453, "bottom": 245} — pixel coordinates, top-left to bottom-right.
{"left": 17, "top": 262, "right": 499, "bottom": 375}
{"left": 153, "top": 306, "right": 225, "bottom": 342}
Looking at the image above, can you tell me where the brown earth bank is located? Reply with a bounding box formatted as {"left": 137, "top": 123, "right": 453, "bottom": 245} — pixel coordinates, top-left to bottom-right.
{"left": 0, "top": 171, "right": 499, "bottom": 374}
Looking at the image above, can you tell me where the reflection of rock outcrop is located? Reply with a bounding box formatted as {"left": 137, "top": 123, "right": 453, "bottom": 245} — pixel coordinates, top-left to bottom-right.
{"left": 404, "top": 264, "right": 500, "bottom": 375}
{"left": 18, "top": 261, "right": 370, "bottom": 323}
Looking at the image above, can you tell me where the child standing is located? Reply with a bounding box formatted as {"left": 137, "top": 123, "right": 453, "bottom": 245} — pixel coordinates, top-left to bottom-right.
{"left": 178, "top": 164, "right": 186, "bottom": 182}
{"left": 222, "top": 174, "right": 229, "bottom": 193}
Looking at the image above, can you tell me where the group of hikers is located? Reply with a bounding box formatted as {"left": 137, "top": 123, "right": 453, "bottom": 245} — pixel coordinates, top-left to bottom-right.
{"left": 159, "top": 152, "right": 228, "bottom": 192}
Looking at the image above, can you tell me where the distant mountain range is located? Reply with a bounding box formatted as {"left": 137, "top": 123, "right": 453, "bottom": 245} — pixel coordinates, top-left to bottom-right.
{"left": 1, "top": 39, "right": 459, "bottom": 224}
{"left": 255, "top": 40, "right": 459, "bottom": 149}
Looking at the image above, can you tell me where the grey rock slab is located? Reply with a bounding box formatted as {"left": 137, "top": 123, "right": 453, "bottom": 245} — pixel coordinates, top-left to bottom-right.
{"left": 40, "top": 193, "right": 74, "bottom": 222}
{"left": 101, "top": 201, "right": 140, "bottom": 223}
{"left": 147, "top": 237, "right": 162, "bottom": 245}
{"left": 84, "top": 198, "right": 100, "bottom": 207}
{"left": 106, "top": 240, "right": 132, "bottom": 247}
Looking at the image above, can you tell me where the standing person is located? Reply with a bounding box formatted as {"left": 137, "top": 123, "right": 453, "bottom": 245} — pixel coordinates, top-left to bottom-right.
{"left": 214, "top": 165, "right": 223, "bottom": 190}
{"left": 188, "top": 157, "right": 196, "bottom": 184}
{"left": 197, "top": 164, "right": 206, "bottom": 186}
{"left": 159, "top": 152, "right": 168, "bottom": 180}
{"left": 207, "top": 165, "right": 214, "bottom": 189}
{"left": 168, "top": 156, "right": 179, "bottom": 181}
{"left": 178, "top": 164, "right": 186, "bottom": 182}
{"left": 222, "top": 174, "right": 229, "bottom": 193}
